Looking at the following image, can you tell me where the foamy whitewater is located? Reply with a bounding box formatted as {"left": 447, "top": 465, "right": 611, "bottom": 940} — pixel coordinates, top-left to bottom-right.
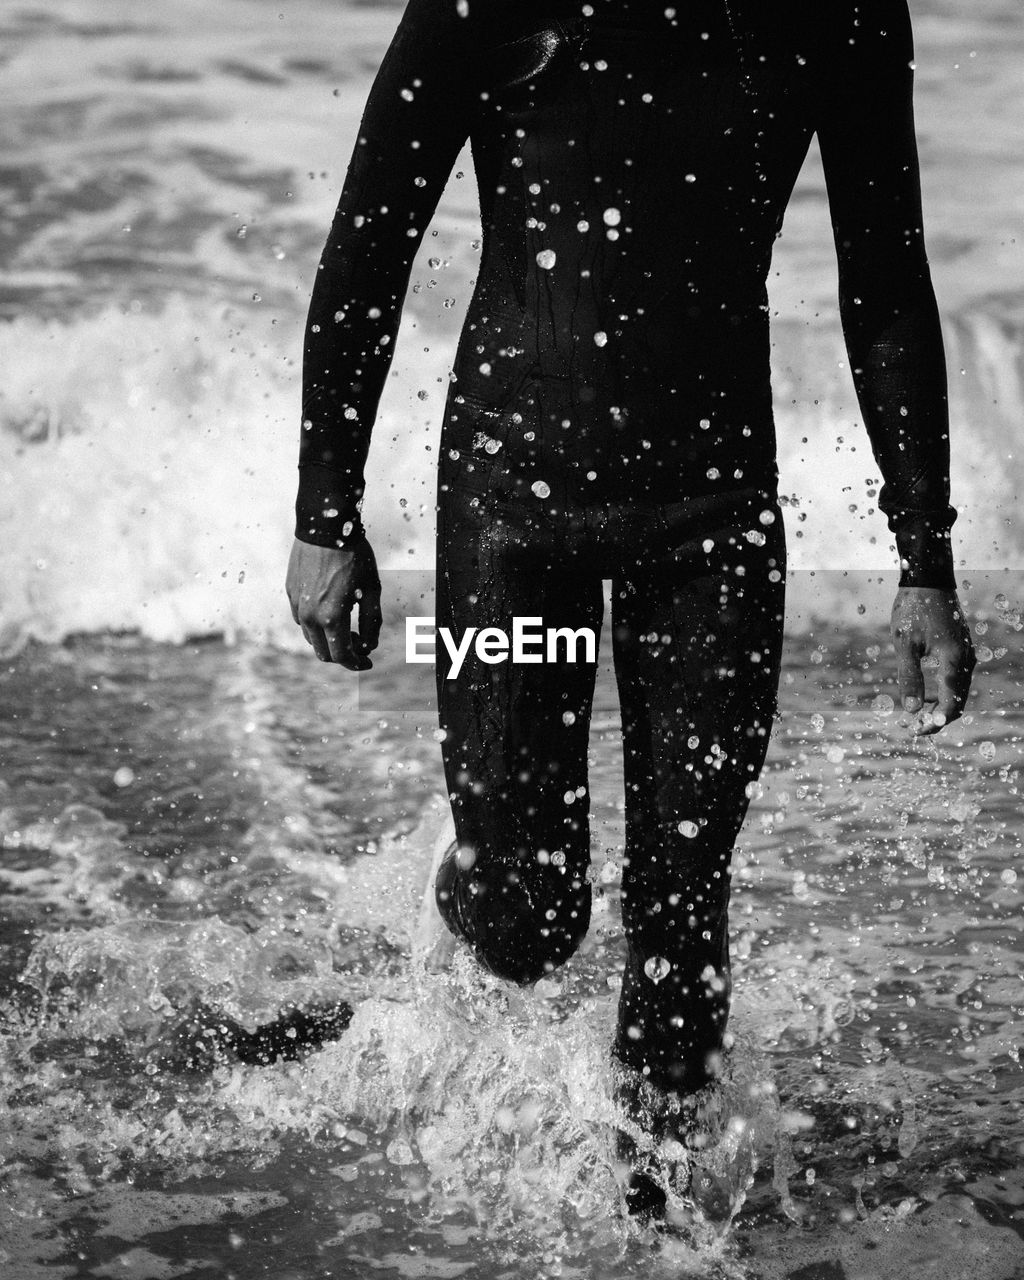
{"left": 2, "top": 2, "right": 1024, "bottom": 1277}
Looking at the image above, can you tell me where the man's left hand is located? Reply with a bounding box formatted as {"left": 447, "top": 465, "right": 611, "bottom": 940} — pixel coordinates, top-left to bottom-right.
{"left": 890, "top": 587, "right": 977, "bottom": 736}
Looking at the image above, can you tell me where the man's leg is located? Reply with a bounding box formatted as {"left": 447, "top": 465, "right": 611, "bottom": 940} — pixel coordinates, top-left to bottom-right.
{"left": 609, "top": 494, "right": 787, "bottom": 1098}
{"left": 433, "top": 479, "right": 603, "bottom": 985}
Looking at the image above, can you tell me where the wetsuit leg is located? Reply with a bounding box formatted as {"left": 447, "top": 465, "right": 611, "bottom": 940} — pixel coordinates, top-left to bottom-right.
{"left": 609, "top": 492, "right": 787, "bottom": 1097}
{"left": 434, "top": 474, "right": 602, "bottom": 985}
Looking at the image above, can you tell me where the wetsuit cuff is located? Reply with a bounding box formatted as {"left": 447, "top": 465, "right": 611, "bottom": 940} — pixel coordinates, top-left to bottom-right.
{"left": 294, "top": 462, "right": 367, "bottom": 548}
{"left": 892, "top": 509, "right": 958, "bottom": 590}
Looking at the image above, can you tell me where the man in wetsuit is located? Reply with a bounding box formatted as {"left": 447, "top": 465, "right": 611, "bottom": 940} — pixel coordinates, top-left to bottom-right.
{"left": 285, "top": 0, "right": 975, "bottom": 1216}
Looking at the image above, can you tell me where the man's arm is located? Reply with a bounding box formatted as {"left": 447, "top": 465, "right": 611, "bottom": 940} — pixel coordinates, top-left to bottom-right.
{"left": 815, "top": 0, "right": 957, "bottom": 590}
{"left": 814, "top": 0, "right": 975, "bottom": 732}
{"left": 295, "top": 0, "right": 480, "bottom": 550}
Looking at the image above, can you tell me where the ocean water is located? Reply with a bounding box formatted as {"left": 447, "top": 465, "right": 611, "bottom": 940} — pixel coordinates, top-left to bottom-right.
{"left": 1, "top": 0, "right": 1023, "bottom": 648}
{"left": 2, "top": 628, "right": 1024, "bottom": 1277}
{"left": 2, "top": 0, "right": 1024, "bottom": 1276}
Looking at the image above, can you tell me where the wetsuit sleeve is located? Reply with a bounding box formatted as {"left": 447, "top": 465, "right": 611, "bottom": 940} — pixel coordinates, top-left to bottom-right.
{"left": 295, "top": 0, "right": 479, "bottom": 548}
{"left": 815, "top": 0, "right": 958, "bottom": 589}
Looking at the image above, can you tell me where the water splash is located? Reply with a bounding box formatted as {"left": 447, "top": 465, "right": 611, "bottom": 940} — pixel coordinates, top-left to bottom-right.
{"left": 3, "top": 295, "right": 1023, "bottom": 655}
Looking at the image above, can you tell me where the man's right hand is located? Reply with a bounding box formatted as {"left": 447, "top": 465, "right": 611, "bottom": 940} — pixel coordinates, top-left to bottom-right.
{"left": 286, "top": 537, "right": 383, "bottom": 670}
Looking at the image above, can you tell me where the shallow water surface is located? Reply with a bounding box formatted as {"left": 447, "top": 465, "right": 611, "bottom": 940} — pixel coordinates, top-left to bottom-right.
{"left": 2, "top": 620, "right": 1023, "bottom": 1278}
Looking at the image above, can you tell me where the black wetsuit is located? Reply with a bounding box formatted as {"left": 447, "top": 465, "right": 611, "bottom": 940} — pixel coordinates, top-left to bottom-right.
{"left": 294, "top": 0, "right": 958, "bottom": 1098}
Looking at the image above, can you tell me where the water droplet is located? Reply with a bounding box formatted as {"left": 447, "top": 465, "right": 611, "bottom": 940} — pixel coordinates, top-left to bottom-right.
{"left": 677, "top": 820, "right": 699, "bottom": 838}
{"left": 897, "top": 1101, "right": 918, "bottom": 1158}
{"left": 113, "top": 767, "right": 135, "bottom": 788}
{"left": 644, "top": 956, "right": 671, "bottom": 984}
{"left": 872, "top": 694, "right": 895, "bottom": 717}
{"left": 536, "top": 249, "right": 557, "bottom": 269}
{"left": 531, "top": 480, "right": 551, "bottom": 498}
{"left": 602, "top": 207, "right": 621, "bottom": 226}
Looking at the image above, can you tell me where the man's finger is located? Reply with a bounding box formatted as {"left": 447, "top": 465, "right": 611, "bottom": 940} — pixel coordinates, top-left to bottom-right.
{"left": 302, "top": 622, "right": 332, "bottom": 663}
{"left": 358, "top": 585, "right": 383, "bottom": 652}
{"left": 932, "top": 647, "right": 973, "bottom": 729}
{"left": 911, "top": 702, "right": 946, "bottom": 737}
{"left": 896, "top": 650, "right": 926, "bottom": 712}
{"left": 325, "top": 608, "right": 369, "bottom": 671}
